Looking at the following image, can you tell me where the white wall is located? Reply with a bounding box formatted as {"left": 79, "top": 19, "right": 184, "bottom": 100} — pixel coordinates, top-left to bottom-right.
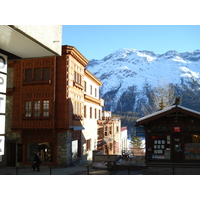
{"left": 83, "top": 74, "right": 102, "bottom": 160}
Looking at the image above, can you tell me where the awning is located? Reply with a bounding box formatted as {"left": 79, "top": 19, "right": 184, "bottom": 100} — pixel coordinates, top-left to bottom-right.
{"left": 73, "top": 126, "right": 85, "bottom": 131}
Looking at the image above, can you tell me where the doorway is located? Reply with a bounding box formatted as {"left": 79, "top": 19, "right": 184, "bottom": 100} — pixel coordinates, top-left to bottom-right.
{"left": 7, "top": 142, "right": 16, "bottom": 166}
{"left": 172, "top": 135, "right": 182, "bottom": 163}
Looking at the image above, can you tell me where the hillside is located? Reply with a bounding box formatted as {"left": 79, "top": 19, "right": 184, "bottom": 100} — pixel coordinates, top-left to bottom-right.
{"left": 87, "top": 48, "right": 200, "bottom": 137}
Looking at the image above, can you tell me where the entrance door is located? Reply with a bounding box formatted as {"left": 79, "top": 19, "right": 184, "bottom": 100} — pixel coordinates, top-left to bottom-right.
{"left": 7, "top": 142, "right": 16, "bottom": 166}
{"left": 172, "top": 135, "right": 182, "bottom": 163}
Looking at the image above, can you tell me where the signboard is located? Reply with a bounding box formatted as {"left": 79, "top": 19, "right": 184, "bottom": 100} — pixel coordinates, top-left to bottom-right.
{"left": 174, "top": 127, "right": 180, "bottom": 132}
{"left": 136, "top": 126, "right": 145, "bottom": 137}
{"left": 0, "top": 53, "right": 7, "bottom": 156}
{"left": 0, "top": 136, "right": 5, "bottom": 156}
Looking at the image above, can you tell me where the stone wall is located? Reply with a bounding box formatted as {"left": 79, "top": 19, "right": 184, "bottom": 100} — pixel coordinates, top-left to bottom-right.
{"left": 57, "top": 132, "right": 72, "bottom": 167}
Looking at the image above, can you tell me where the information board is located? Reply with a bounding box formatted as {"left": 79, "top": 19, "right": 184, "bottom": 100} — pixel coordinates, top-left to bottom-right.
{"left": 136, "top": 126, "right": 145, "bottom": 137}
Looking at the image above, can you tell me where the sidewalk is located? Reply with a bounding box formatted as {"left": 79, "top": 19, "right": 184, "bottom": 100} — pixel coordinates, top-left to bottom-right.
{"left": 0, "top": 165, "right": 110, "bottom": 175}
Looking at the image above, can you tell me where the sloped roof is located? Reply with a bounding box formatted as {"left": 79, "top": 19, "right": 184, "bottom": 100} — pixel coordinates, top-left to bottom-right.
{"left": 136, "top": 105, "right": 200, "bottom": 125}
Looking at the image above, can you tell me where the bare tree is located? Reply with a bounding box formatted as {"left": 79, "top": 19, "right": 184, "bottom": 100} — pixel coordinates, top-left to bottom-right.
{"left": 142, "top": 82, "right": 176, "bottom": 116}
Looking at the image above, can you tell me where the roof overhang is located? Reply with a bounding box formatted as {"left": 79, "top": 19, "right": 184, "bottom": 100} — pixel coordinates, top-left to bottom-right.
{"left": 136, "top": 105, "right": 200, "bottom": 126}
{"left": 0, "top": 25, "right": 62, "bottom": 60}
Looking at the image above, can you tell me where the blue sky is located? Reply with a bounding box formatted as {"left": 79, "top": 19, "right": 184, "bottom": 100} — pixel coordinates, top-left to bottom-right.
{"left": 62, "top": 25, "right": 200, "bottom": 60}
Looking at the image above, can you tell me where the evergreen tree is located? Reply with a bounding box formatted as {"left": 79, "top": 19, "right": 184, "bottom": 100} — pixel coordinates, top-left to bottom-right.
{"left": 131, "top": 134, "right": 142, "bottom": 148}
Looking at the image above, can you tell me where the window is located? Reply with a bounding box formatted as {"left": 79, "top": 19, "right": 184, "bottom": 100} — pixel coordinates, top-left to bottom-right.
{"left": 72, "top": 140, "right": 79, "bottom": 159}
{"left": 84, "top": 81, "right": 87, "bottom": 92}
{"left": 74, "top": 71, "right": 81, "bottom": 85}
{"left": 25, "top": 101, "right": 31, "bottom": 117}
{"left": 25, "top": 67, "right": 50, "bottom": 83}
{"left": 34, "top": 101, "right": 40, "bottom": 117}
{"left": 90, "top": 85, "right": 92, "bottom": 95}
{"left": 25, "top": 69, "right": 32, "bottom": 82}
{"left": 43, "top": 67, "right": 50, "bottom": 81}
{"left": 95, "top": 88, "right": 97, "bottom": 97}
{"left": 86, "top": 139, "right": 91, "bottom": 151}
{"left": 185, "top": 134, "right": 200, "bottom": 160}
{"left": 116, "top": 126, "right": 119, "bottom": 132}
{"left": 34, "top": 68, "right": 41, "bottom": 81}
{"left": 25, "top": 100, "right": 50, "bottom": 118}
{"left": 95, "top": 108, "right": 97, "bottom": 119}
{"left": 84, "top": 105, "right": 87, "bottom": 118}
{"left": 74, "top": 101, "right": 81, "bottom": 115}
{"left": 99, "top": 109, "right": 101, "bottom": 119}
{"left": 105, "top": 126, "right": 108, "bottom": 136}
{"left": 90, "top": 107, "right": 92, "bottom": 118}
{"left": 43, "top": 100, "right": 49, "bottom": 117}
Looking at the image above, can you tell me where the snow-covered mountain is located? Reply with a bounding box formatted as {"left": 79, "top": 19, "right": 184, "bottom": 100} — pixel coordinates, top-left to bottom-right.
{"left": 87, "top": 48, "right": 200, "bottom": 116}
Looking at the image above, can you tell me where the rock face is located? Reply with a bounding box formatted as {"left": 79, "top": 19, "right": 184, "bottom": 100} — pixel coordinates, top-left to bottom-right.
{"left": 87, "top": 48, "right": 200, "bottom": 116}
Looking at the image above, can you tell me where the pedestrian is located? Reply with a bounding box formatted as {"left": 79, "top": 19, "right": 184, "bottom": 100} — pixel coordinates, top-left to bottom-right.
{"left": 33, "top": 152, "right": 41, "bottom": 171}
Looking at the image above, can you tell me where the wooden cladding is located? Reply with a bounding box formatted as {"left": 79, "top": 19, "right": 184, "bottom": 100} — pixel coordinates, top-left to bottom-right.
{"left": 12, "top": 57, "right": 56, "bottom": 130}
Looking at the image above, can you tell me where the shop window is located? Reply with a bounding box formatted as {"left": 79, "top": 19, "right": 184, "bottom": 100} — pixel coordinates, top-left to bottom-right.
{"left": 151, "top": 136, "right": 171, "bottom": 160}
{"left": 72, "top": 140, "right": 78, "bottom": 159}
{"left": 27, "top": 142, "right": 53, "bottom": 162}
{"left": 185, "top": 134, "right": 200, "bottom": 160}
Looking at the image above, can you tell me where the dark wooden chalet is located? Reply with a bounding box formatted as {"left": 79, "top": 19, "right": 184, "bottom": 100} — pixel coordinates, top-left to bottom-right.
{"left": 135, "top": 105, "right": 200, "bottom": 164}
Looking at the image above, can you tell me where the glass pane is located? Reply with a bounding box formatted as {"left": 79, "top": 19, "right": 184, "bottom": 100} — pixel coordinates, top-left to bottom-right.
{"left": 43, "top": 100, "right": 49, "bottom": 117}
{"left": 185, "top": 134, "right": 200, "bottom": 160}
{"left": 72, "top": 140, "right": 78, "bottom": 159}
{"left": 25, "top": 68, "right": 32, "bottom": 82}
{"left": 43, "top": 67, "right": 50, "bottom": 81}
{"left": 28, "top": 142, "right": 53, "bottom": 162}
{"left": 25, "top": 101, "right": 31, "bottom": 117}
{"left": 34, "top": 101, "right": 40, "bottom": 117}
{"left": 34, "top": 68, "right": 41, "bottom": 81}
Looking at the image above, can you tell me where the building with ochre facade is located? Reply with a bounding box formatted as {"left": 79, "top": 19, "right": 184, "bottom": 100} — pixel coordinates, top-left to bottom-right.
{"left": 83, "top": 69, "right": 104, "bottom": 161}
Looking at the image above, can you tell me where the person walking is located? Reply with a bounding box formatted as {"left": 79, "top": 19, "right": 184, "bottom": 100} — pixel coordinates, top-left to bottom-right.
{"left": 33, "top": 152, "right": 41, "bottom": 171}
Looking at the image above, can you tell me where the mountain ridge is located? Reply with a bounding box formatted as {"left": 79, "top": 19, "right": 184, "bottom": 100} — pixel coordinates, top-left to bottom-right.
{"left": 87, "top": 48, "right": 200, "bottom": 116}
